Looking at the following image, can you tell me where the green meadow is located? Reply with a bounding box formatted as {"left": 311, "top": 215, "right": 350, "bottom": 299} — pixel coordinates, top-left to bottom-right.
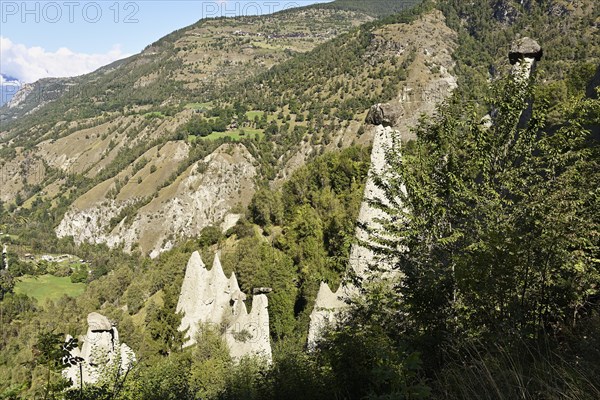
{"left": 14, "top": 275, "right": 86, "bottom": 303}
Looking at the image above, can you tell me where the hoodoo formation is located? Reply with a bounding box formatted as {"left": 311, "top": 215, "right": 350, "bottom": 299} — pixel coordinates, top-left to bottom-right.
{"left": 176, "top": 251, "right": 272, "bottom": 362}
{"left": 63, "top": 313, "right": 136, "bottom": 387}
{"left": 2, "top": 1, "right": 598, "bottom": 397}
{"left": 307, "top": 21, "right": 459, "bottom": 347}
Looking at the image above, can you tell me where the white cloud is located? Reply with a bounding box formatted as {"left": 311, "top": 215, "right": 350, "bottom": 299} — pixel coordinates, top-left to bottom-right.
{"left": 0, "top": 36, "right": 129, "bottom": 83}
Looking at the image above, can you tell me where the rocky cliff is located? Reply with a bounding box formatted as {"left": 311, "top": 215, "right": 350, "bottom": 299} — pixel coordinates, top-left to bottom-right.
{"left": 0, "top": 77, "right": 75, "bottom": 122}
{"left": 307, "top": 282, "right": 348, "bottom": 349}
{"left": 56, "top": 143, "right": 257, "bottom": 257}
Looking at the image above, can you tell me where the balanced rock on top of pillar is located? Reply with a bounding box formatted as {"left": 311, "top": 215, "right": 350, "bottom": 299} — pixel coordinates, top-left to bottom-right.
{"left": 509, "top": 37, "right": 543, "bottom": 65}
{"left": 62, "top": 312, "right": 136, "bottom": 388}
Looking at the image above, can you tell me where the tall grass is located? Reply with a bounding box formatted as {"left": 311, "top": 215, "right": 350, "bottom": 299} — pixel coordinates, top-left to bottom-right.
{"left": 433, "top": 316, "right": 600, "bottom": 400}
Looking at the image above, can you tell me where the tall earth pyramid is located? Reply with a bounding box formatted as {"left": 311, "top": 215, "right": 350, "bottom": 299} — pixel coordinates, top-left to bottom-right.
{"left": 176, "top": 251, "right": 272, "bottom": 362}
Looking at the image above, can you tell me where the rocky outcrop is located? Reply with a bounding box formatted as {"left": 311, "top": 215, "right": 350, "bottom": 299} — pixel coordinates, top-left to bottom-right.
{"left": 307, "top": 125, "right": 405, "bottom": 349}
{"left": 177, "top": 252, "right": 238, "bottom": 346}
{"left": 3, "top": 82, "right": 32, "bottom": 109}
{"left": 366, "top": 103, "right": 402, "bottom": 127}
{"left": 308, "top": 10, "right": 459, "bottom": 349}
{"left": 87, "top": 312, "right": 112, "bottom": 331}
{"left": 348, "top": 125, "right": 407, "bottom": 277}
{"left": 221, "top": 213, "right": 243, "bottom": 233}
{"left": 509, "top": 37, "right": 543, "bottom": 66}
{"left": 307, "top": 282, "right": 348, "bottom": 349}
{"left": 177, "top": 251, "right": 272, "bottom": 362}
{"left": 63, "top": 312, "right": 136, "bottom": 387}
{"left": 511, "top": 38, "right": 543, "bottom": 127}
{"left": 56, "top": 143, "right": 257, "bottom": 258}
{"left": 1, "top": 77, "right": 74, "bottom": 122}
{"left": 224, "top": 294, "right": 272, "bottom": 362}
{"left": 509, "top": 37, "right": 543, "bottom": 84}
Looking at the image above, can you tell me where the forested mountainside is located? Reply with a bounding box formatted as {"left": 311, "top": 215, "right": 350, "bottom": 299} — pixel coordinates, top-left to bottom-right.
{"left": 0, "top": 1, "right": 435, "bottom": 258}
{"left": 0, "top": 0, "right": 599, "bottom": 399}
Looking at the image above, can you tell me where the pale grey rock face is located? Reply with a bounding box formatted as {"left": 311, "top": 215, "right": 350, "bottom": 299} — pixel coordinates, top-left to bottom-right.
{"left": 307, "top": 282, "right": 348, "bottom": 350}
{"left": 229, "top": 272, "right": 247, "bottom": 302}
{"left": 176, "top": 252, "right": 233, "bottom": 347}
{"left": 177, "top": 251, "right": 272, "bottom": 362}
{"left": 349, "top": 125, "right": 403, "bottom": 278}
{"left": 225, "top": 294, "right": 272, "bottom": 362}
{"left": 119, "top": 343, "right": 136, "bottom": 373}
{"left": 56, "top": 143, "right": 257, "bottom": 258}
{"left": 87, "top": 312, "right": 112, "bottom": 331}
{"left": 510, "top": 55, "right": 537, "bottom": 82}
{"left": 177, "top": 251, "right": 210, "bottom": 346}
{"left": 63, "top": 312, "right": 136, "bottom": 388}
{"left": 1, "top": 77, "right": 74, "bottom": 122}
{"left": 221, "top": 213, "right": 243, "bottom": 232}
{"left": 5, "top": 83, "right": 34, "bottom": 109}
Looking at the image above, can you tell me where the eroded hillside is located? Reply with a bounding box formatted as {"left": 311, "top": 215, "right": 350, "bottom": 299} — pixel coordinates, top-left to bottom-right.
{"left": 1, "top": 3, "right": 459, "bottom": 256}
{"left": 54, "top": 9, "right": 458, "bottom": 256}
{"left": 4, "top": 0, "right": 596, "bottom": 256}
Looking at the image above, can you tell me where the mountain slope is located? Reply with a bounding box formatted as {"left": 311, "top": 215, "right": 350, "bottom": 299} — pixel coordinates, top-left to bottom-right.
{"left": 50, "top": 4, "right": 455, "bottom": 257}
{"left": 316, "top": 0, "right": 423, "bottom": 17}
{"left": 0, "top": 7, "right": 373, "bottom": 127}
{"left": 1, "top": 2, "right": 599, "bottom": 398}
{"left": 0, "top": 4, "right": 384, "bottom": 256}
{"left": 2, "top": 0, "right": 597, "bottom": 258}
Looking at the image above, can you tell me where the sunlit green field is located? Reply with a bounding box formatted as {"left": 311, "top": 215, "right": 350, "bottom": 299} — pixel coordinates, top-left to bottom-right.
{"left": 204, "top": 128, "right": 265, "bottom": 141}
{"left": 185, "top": 102, "right": 213, "bottom": 110}
{"left": 14, "top": 275, "right": 86, "bottom": 303}
{"left": 245, "top": 110, "right": 265, "bottom": 120}
{"left": 188, "top": 129, "right": 265, "bottom": 142}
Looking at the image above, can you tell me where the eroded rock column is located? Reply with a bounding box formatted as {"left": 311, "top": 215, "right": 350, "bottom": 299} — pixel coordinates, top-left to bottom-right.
{"left": 176, "top": 251, "right": 272, "bottom": 362}
{"left": 63, "top": 312, "right": 136, "bottom": 387}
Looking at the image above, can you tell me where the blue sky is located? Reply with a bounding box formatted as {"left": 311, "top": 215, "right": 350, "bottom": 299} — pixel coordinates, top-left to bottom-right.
{"left": 0, "top": 0, "right": 330, "bottom": 85}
